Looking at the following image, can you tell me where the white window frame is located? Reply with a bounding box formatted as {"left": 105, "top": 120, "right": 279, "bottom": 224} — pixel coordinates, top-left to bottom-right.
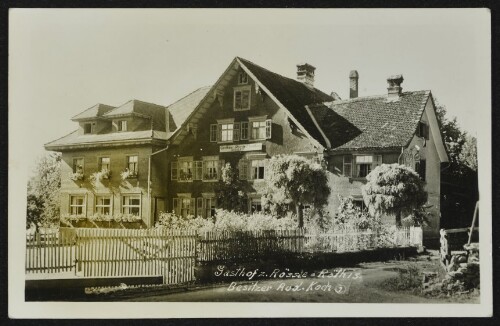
{"left": 178, "top": 157, "right": 193, "bottom": 182}
{"left": 173, "top": 194, "right": 195, "bottom": 217}
{"left": 83, "top": 122, "right": 94, "bottom": 134}
{"left": 118, "top": 120, "right": 128, "bottom": 132}
{"left": 194, "top": 161, "right": 203, "bottom": 180}
{"left": 122, "top": 194, "right": 141, "bottom": 216}
{"left": 249, "top": 159, "right": 266, "bottom": 180}
{"left": 69, "top": 194, "right": 86, "bottom": 216}
{"left": 238, "top": 159, "right": 249, "bottom": 180}
{"left": 95, "top": 195, "right": 113, "bottom": 216}
{"left": 250, "top": 198, "right": 263, "bottom": 213}
{"left": 354, "top": 155, "right": 382, "bottom": 178}
{"left": 203, "top": 157, "right": 220, "bottom": 182}
{"left": 220, "top": 123, "right": 234, "bottom": 142}
{"left": 126, "top": 155, "right": 138, "bottom": 176}
{"left": 233, "top": 85, "right": 251, "bottom": 111}
{"left": 98, "top": 157, "right": 110, "bottom": 172}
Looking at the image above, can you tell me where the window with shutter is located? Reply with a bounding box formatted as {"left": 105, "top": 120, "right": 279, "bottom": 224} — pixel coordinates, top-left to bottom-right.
{"left": 210, "top": 124, "right": 218, "bottom": 142}
{"left": 343, "top": 155, "right": 352, "bottom": 177}
{"left": 234, "top": 86, "right": 251, "bottom": 111}
{"left": 171, "top": 162, "right": 178, "bottom": 180}
{"left": 194, "top": 161, "right": 203, "bottom": 180}
{"left": 173, "top": 198, "right": 179, "bottom": 214}
{"left": 239, "top": 160, "right": 248, "bottom": 180}
{"left": 189, "top": 198, "right": 196, "bottom": 216}
{"left": 197, "top": 198, "right": 204, "bottom": 217}
{"left": 233, "top": 122, "right": 240, "bottom": 141}
{"left": 265, "top": 119, "right": 272, "bottom": 139}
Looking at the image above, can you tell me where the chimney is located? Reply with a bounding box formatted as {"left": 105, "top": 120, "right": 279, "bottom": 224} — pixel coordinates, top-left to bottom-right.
{"left": 349, "top": 70, "right": 359, "bottom": 98}
{"left": 387, "top": 74, "right": 404, "bottom": 99}
{"left": 296, "top": 63, "right": 315, "bottom": 88}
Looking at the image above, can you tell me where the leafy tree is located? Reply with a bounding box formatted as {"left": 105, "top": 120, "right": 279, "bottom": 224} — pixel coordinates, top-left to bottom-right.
{"left": 263, "top": 155, "right": 330, "bottom": 228}
{"left": 26, "top": 152, "right": 61, "bottom": 229}
{"left": 362, "top": 164, "right": 427, "bottom": 227}
{"left": 214, "top": 163, "right": 247, "bottom": 213}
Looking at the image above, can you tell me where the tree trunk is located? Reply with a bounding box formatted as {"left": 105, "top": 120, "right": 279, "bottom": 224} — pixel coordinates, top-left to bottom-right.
{"left": 297, "top": 203, "right": 304, "bottom": 228}
{"left": 395, "top": 211, "right": 402, "bottom": 227}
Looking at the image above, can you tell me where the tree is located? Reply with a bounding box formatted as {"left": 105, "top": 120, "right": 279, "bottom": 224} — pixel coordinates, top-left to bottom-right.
{"left": 263, "top": 155, "right": 330, "bottom": 228}
{"left": 26, "top": 152, "right": 61, "bottom": 229}
{"left": 362, "top": 164, "right": 427, "bottom": 227}
{"left": 214, "top": 163, "right": 247, "bottom": 213}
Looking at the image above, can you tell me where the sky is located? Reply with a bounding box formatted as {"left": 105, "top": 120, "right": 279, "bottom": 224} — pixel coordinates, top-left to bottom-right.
{"left": 9, "top": 9, "right": 490, "bottom": 174}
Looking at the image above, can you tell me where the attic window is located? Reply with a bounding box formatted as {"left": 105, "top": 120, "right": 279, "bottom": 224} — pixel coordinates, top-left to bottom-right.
{"left": 118, "top": 120, "right": 127, "bottom": 132}
{"left": 238, "top": 72, "right": 248, "bottom": 85}
{"left": 234, "top": 86, "right": 251, "bottom": 111}
{"left": 83, "top": 123, "right": 94, "bottom": 134}
{"left": 417, "top": 122, "right": 429, "bottom": 139}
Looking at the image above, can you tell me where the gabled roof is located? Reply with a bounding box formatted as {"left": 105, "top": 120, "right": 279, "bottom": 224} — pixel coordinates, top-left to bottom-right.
{"left": 71, "top": 104, "right": 116, "bottom": 121}
{"left": 104, "top": 99, "right": 165, "bottom": 118}
{"left": 238, "top": 58, "right": 333, "bottom": 147}
{"left": 44, "top": 130, "right": 168, "bottom": 151}
{"left": 167, "top": 86, "right": 211, "bottom": 132}
{"left": 308, "top": 91, "right": 430, "bottom": 151}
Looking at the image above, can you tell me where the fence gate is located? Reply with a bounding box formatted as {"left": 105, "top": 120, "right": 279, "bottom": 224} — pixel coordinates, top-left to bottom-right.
{"left": 74, "top": 228, "right": 197, "bottom": 285}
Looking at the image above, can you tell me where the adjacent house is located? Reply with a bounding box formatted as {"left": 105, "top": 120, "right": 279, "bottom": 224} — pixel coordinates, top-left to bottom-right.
{"left": 45, "top": 56, "right": 448, "bottom": 240}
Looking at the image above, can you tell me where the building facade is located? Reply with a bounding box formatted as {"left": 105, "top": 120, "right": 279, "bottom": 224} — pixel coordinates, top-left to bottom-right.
{"left": 46, "top": 57, "right": 448, "bottom": 240}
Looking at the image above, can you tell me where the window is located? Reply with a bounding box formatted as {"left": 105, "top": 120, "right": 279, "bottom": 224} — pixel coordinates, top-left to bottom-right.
{"left": 354, "top": 155, "right": 382, "bottom": 178}
{"left": 234, "top": 86, "right": 251, "bottom": 111}
{"left": 250, "top": 160, "right": 266, "bottom": 180}
{"left": 210, "top": 124, "right": 218, "bottom": 142}
{"left": 171, "top": 162, "right": 178, "bottom": 180}
{"left": 250, "top": 120, "right": 272, "bottom": 140}
{"left": 415, "top": 159, "right": 426, "bottom": 181}
{"left": 241, "top": 122, "right": 249, "bottom": 140}
{"left": 220, "top": 124, "right": 234, "bottom": 142}
{"left": 173, "top": 197, "right": 195, "bottom": 218}
{"left": 117, "top": 120, "right": 127, "bottom": 132}
{"left": 95, "top": 196, "right": 112, "bottom": 215}
{"left": 179, "top": 160, "right": 193, "bottom": 181}
{"left": 238, "top": 160, "right": 248, "bottom": 180}
{"left": 122, "top": 195, "right": 141, "bottom": 216}
{"left": 238, "top": 72, "right": 248, "bottom": 84}
{"left": 194, "top": 161, "right": 203, "bottom": 180}
{"left": 197, "top": 197, "right": 216, "bottom": 218}
{"left": 73, "top": 158, "right": 84, "bottom": 174}
{"left": 83, "top": 123, "right": 93, "bottom": 134}
{"left": 70, "top": 195, "right": 86, "bottom": 215}
{"left": 203, "top": 159, "right": 219, "bottom": 181}
{"left": 251, "top": 198, "right": 262, "bottom": 213}
{"left": 251, "top": 121, "right": 266, "bottom": 140}
{"left": 417, "top": 122, "right": 429, "bottom": 139}
{"left": 127, "top": 155, "right": 138, "bottom": 176}
{"left": 343, "top": 155, "right": 352, "bottom": 177}
{"left": 99, "top": 157, "right": 110, "bottom": 171}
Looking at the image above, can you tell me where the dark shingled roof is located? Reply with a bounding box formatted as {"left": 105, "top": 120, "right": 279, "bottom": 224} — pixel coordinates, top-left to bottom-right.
{"left": 238, "top": 58, "right": 333, "bottom": 147}
{"left": 71, "top": 104, "right": 116, "bottom": 121}
{"left": 308, "top": 90, "right": 430, "bottom": 151}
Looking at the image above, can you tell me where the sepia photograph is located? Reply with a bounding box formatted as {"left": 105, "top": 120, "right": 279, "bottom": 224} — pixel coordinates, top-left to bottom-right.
{"left": 8, "top": 8, "right": 492, "bottom": 318}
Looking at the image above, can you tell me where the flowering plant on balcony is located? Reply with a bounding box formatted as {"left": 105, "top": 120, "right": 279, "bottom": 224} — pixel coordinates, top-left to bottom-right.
{"left": 69, "top": 171, "right": 84, "bottom": 181}
{"left": 60, "top": 213, "right": 86, "bottom": 224}
{"left": 120, "top": 168, "right": 137, "bottom": 180}
{"left": 179, "top": 170, "right": 193, "bottom": 181}
{"left": 90, "top": 169, "right": 112, "bottom": 183}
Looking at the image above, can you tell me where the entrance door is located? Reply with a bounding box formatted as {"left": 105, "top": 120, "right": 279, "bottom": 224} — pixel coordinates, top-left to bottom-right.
{"left": 155, "top": 198, "right": 165, "bottom": 222}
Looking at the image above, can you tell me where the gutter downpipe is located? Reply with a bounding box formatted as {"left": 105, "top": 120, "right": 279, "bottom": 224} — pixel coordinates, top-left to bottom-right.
{"left": 148, "top": 145, "right": 170, "bottom": 226}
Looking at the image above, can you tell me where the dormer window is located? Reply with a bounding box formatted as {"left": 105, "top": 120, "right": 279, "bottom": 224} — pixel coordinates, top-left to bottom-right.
{"left": 83, "top": 123, "right": 94, "bottom": 134}
{"left": 118, "top": 120, "right": 128, "bottom": 132}
{"left": 238, "top": 72, "right": 248, "bottom": 84}
{"left": 417, "top": 122, "right": 429, "bottom": 139}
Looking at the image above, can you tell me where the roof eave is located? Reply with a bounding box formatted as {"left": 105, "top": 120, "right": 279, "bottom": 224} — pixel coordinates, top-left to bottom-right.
{"left": 44, "top": 138, "right": 167, "bottom": 151}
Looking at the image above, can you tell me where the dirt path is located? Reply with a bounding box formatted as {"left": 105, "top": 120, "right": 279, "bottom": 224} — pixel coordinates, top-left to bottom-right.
{"left": 121, "top": 263, "right": 442, "bottom": 303}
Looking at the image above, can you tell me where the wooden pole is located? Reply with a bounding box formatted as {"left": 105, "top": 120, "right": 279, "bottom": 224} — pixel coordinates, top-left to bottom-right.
{"left": 467, "top": 201, "right": 479, "bottom": 245}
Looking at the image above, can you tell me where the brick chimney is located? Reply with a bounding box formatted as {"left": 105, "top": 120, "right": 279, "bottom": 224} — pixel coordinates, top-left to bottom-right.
{"left": 296, "top": 63, "right": 315, "bottom": 88}
{"left": 387, "top": 74, "right": 404, "bottom": 99}
{"left": 349, "top": 70, "right": 359, "bottom": 98}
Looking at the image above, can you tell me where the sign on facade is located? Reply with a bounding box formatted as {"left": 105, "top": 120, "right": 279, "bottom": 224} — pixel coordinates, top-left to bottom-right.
{"left": 219, "top": 143, "right": 263, "bottom": 153}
